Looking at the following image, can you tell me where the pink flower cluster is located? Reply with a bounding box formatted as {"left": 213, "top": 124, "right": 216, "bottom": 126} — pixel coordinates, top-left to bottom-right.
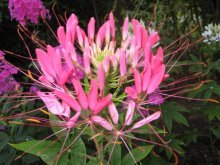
{"left": 0, "top": 50, "right": 19, "bottom": 95}
{"left": 34, "top": 13, "right": 167, "bottom": 132}
{"left": 8, "top": 0, "right": 50, "bottom": 26}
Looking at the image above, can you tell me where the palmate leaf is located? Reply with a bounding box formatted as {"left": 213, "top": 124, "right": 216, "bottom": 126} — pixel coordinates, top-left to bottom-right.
{"left": 49, "top": 114, "right": 67, "bottom": 141}
{"left": 108, "top": 143, "right": 121, "bottom": 165}
{"left": 210, "top": 127, "right": 220, "bottom": 139}
{"left": 204, "top": 104, "right": 220, "bottom": 121}
{"left": 161, "top": 102, "right": 189, "bottom": 132}
{"left": 165, "top": 138, "right": 184, "bottom": 159}
{"left": 10, "top": 140, "right": 62, "bottom": 165}
{"left": 10, "top": 138, "right": 87, "bottom": 165}
{"left": 70, "top": 138, "right": 87, "bottom": 165}
{"left": 121, "top": 145, "right": 153, "bottom": 165}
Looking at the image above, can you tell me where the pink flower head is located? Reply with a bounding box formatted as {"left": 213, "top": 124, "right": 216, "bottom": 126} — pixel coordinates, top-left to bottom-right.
{"left": 32, "top": 12, "right": 166, "bottom": 136}
{"left": 8, "top": 0, "right": 50, "bottom": 26}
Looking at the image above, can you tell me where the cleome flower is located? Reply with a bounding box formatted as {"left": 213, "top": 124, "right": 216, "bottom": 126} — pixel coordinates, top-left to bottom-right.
{"left": 32, "top": 12, "right": 167, "bottom": 132}
{"left": 4, "top": 12, "right": 173, "bottom": 164}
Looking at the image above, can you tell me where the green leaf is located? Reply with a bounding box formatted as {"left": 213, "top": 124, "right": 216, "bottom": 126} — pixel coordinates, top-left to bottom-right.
{"left": 212, "top": 85, "right": 220, "bottom": 95}
{"left": 108, "top": 144, "right": 121, "bottom": 165}
{"left": 70, "top": 138, "right": 87, "bottom": 165}
{"left": 86, "top": 159, "right": 99, "bottom": 165}
{"left": 204, "top": 105, "right": 220, "bottom": 121}
{"left": 181, "top": 128, "right": 198, "bottom": 145}
{"left": 10, "top": 140, "right": 62, "bottom": 165}
{"left": 49, "top": 114, "right": 67, "bottom": 142}
{"left": 49, "top": 114, "right": 64, "bottom": 133}
{"left": 165, "top": 139, "right": 184, "bottom": 159}
{"left": 162, "top": 102, "right": 189, "bottom": 132}
{"left": 211, "top": 127, "right": 220, "bottom": 139}
{"left": 121, "top": 145, "right": 153, "bottom": 165}
{"left": 172, "top": 111, "right": 189, "bottom": 127}
{"left": 0, "top": 132, "right": 9, "bottom": 151}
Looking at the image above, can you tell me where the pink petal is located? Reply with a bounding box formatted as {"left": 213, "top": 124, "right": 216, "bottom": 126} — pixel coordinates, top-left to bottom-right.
{"left": 39, "top": 75, "right": 52, "bottom": 85}
{"left": 62, "top": 49, "right": 74, "bottom": 71}
{"left": 109, "top": 12, "right": 115, "bottom": 40}
{"left": 125, "top": 87, "right": 138, "bottom": 99}
{"left": 59, "top": 68, "right": 73, "bottom": 85}
{"left": 131, "top": 111, "right": 161, "bottom": 130}
{"left": 66, "top": 42, "right": 77, "bottom": 62}
{"left": 54, "top": 90, "right": 81, "bottom": 112}
{"left": 88, "top": 17, "right": 95, "bottom": 42}
{"left": 96, "top": 23, "right": 107, "bottom": 48}
{"left": 141, "top": 27, "right": 148, "bottom": 48}
{"left": 148, "top": 32, "right": 159, "bottom": 46}
{"left": 135, "top": 25, "right": 141, "bottom": 49}
{"left": 62, "top": 102, "right": 71, "bottom": 118}
{"left": 66, "top": 25, "right": 75, "bottom": 45}
{"left": 97, "top": 64, "right": 105, "bottom": 92}
{"left": 67, "top": 13, "right": 78, "bottom": 28}
{"left": 87, "top": 80, "right": 98, "bottom": 111}
{"left": 66, "top": 112, "right": 81, "bottom": 129}
{"left": 36, "top": 49, "right": 55, "bottom": 82}
{"left": 147, "top": 64, "right": 165, "bottom": 94}
{"left": 91, "top": 116, "right": 113, "bottom": 131}
{"left": 110, "top": 54, "right": 118, "bottom": 70}
{"left": 120, "top": 50, "right": 127, "bottom": 77}
{"left": 108, "top": 103, "right": 119, "bottom": 124}
{"left": 76, "top": 26, "right": 84, "bottom": 47}
{"left": 37, "top": 91, "right": 69, "bottom": 118}
{"left": 154, "top": 47, "right": 164, "bottom": 71}
{"left": 105, "top": 22, "right": 111, "bottom": 43}
{"left": 93, "top": 94, "right": 112, "bottom": 115}
{"left": 72, "top": 78, "right": 88, "bottom": 110}
{"left": 122, "top": 16, "right": 129, "bottom": 41}
{"left": 83, "top": 48, "right": 91, "bottom": 74}
{"left": 131, "top": 19, "right": 141, "bottom": 48}
{"left": 141, "top": 62, "right": 151, "bottom": 91}
{"left": 66, "top": 14, "right": 78, "bottom": 44}
{"left": 125, "top": 100, "right": 136, "bottom": 126}
{"left": 103, "top": 55, "right": 110, "bottom": 73}
{"left": 131, "top": 19, "right": 139, "bottom": 32}
{"left": 134, "top": 68, "right": 142, "bottom": 94}
{"left": 47, "top": 45, "right": 62, "bottom": 76}
{"left": 132, "top": 47, "right": 139, "bottom": 68}
{"left": 144, "top": 44, "right": 151, "bottom": 64}
{"left": 57, "top": 26, "right": 66, "bottom": 48}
